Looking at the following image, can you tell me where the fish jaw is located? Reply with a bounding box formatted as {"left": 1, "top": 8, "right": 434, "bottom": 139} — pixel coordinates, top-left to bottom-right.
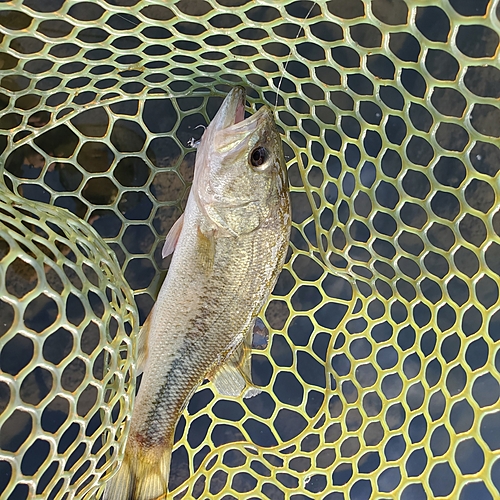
{"left": 205, "top": 86, "right": 246, "bottom": 133}
{"left": 200, "top": 86, "right": 277, "bottom": 161}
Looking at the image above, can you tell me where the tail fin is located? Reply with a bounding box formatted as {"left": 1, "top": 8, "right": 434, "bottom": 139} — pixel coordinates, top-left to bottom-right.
{"left": 103, "top": 443, "right": 171, "bottom": 500}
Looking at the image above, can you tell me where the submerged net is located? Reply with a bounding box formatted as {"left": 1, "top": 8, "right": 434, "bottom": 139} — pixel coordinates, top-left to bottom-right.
{"left": 0, "top": 0, "right": 499, "bottom": 498}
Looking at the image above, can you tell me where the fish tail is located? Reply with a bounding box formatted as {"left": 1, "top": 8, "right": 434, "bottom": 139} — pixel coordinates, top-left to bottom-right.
{"left": 103, "top": 442, "right": 171, "bottom": 500}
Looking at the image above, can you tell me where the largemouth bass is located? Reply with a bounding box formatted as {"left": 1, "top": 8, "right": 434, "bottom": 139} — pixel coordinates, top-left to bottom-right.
{"left": 103, "top": 86, "right": 291, "bottom": 500}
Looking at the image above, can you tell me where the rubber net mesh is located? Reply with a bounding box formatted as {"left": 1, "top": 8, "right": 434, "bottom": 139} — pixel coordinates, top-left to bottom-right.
{"left": 0, "top": 0, "right": 499, "bottom": 499}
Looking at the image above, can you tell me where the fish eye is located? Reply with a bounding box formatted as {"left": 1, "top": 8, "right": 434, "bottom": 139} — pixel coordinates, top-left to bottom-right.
{"left": 250, "top": 146, "right": 268, "bottom": 168}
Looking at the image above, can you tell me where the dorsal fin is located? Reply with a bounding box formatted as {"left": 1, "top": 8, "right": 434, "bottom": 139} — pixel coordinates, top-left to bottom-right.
{"left": 162, "top": 214, "right": 184, "bottom": 258}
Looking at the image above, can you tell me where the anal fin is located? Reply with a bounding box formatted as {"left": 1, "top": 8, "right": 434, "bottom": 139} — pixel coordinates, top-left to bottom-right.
{"left": 212, "top": 358, "right": 248, "bottom": 397}
{"left": 211, "top": 319, "right": 268, "bottom": 399}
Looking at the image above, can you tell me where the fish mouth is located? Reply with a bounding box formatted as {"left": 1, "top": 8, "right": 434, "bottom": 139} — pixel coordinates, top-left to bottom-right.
{"left": 210, "top": 86, "right": 271, "bottom": 133}
{"left": 233, "top": 87, "right": 245, "bottom": 125}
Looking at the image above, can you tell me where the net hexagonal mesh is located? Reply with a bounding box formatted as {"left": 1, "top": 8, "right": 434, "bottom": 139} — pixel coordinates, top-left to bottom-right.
{"left": 0, "top": 0, "right": 499, "bottom": 499}
{"left": 0, "top": 189, "right": 137, "bottom": 498}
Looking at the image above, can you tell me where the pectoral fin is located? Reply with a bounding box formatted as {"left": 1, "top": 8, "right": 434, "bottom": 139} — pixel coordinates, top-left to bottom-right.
{"left": 196, "top": 226, "right": 216, "bottom": 274}
{"left": 162, "top": 214, "right": 184, "bottom": 258}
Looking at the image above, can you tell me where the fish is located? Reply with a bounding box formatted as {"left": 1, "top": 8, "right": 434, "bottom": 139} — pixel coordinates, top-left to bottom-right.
{"left": 103, "top": 86, "right": 291, "bottom": 500}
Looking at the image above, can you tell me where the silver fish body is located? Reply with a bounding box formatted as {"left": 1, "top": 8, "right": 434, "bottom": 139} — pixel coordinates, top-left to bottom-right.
{"left": 103, "top": 86, "right": 290, "bottom": 500}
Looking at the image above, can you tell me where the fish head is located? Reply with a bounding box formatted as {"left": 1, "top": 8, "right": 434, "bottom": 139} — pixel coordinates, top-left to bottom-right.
{"left": 193, "top": 86, "right": 289, "bottom": 237}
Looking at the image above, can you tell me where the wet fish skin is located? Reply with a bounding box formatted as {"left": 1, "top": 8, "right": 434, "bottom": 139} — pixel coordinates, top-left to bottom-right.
{"left": 103, "top": 87, "right": 290, "bottom": 500}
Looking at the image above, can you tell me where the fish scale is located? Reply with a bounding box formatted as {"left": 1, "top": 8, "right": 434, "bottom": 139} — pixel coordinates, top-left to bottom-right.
{"left": 103, "top": 87, "right": 290, "bottom": 500}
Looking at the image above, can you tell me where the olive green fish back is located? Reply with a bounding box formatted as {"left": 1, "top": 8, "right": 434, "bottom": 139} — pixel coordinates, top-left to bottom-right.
{"left": 0, "top": 0, "right": 499, "bottom": 499}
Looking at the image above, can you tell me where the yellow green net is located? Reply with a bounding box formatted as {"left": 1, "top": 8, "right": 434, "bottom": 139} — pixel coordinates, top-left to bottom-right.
{"left": 0, "top": 0, "right": 499, "bottom": 499}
